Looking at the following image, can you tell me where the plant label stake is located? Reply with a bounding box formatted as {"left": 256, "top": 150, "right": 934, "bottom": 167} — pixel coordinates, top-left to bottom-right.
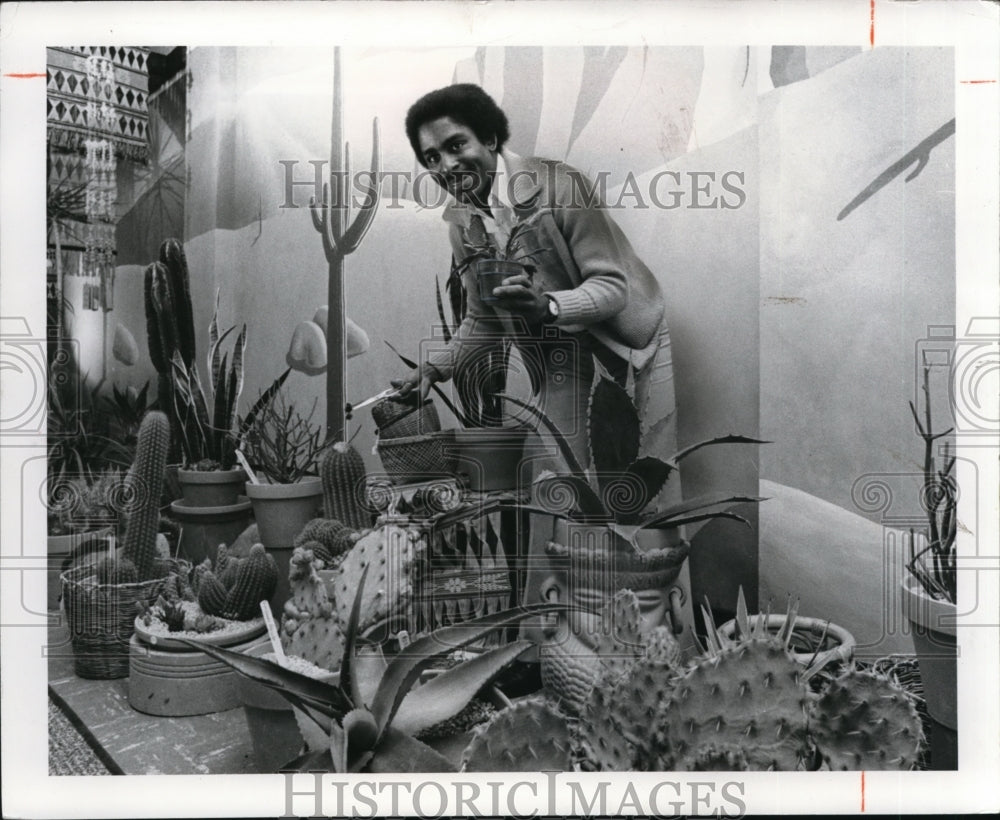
{"left": 260, "top": 600, "right": 286, "bottom": 663}
{"left": 235, "top": 448, "right": 260, "bottom": 485}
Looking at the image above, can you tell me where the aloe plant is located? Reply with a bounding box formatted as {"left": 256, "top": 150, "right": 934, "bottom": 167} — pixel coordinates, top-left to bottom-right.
{"left": 501, "top": 377, "right": 767, "bottom": 547}
{"left": 184, "top": 565, "right": 574, "bottom": 772}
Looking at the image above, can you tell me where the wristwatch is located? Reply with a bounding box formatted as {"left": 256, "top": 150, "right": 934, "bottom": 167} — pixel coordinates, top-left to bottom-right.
{"left": 543, "top": 295, "right": 560, "bottom": 324}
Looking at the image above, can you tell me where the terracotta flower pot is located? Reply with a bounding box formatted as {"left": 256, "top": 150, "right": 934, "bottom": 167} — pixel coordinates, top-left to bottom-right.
{"left": 245, "top": 477, "right": 323, "bottom": 606}
{"left": 901, "top": 574, "right": 957, "bottom": 730}
{"left": 169, "top": 496, "right": 253, "bottom": 566}
{"left": 177, "top": 468, "right": 247, "bottom": 508}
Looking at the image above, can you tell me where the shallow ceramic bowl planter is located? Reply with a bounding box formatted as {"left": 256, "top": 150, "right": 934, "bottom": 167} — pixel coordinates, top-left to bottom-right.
{"left": 245, "top": 476, "right": 323, "bottom": 605}
{"left": 718, "top": 613, "right": 856, "bottom": 670}
{"left": 901, "top": 574, "right": 956, "bottom": 730}
{"left": 168, "top": 495, "right": 253, "bottom": 566}
{"left": 128, "top": 614, "right": 266, "bottom": 717}
{"left": 452, "top": 427, "right": 530, "bottom": 492}
{"left": 177, "top": 467, "right": 247, "bottom": 508}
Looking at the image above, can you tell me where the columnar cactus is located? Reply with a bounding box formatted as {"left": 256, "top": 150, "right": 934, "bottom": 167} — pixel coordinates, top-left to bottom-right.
{"left": 195, "top": 544, "right": 279, "bottom": 621}
{"left": 95, "top": 555, "right": 138, "bottom": 586}
{"left": 121, "top": 410, "right": 170, "bottom": 581}
{"left": 461, "top": 698, "right": 574, "bottom": 772}
{"left": 319, "top": 442, "right": 371, "bottom": 530}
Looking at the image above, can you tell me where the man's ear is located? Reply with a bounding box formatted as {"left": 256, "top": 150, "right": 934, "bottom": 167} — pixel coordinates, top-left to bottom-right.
{"left": 486, "top": 134, "right": 498, "bottom": 152}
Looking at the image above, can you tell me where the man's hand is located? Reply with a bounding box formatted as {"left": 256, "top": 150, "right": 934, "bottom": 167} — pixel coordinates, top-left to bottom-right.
{"left": 391, "top": 363, "right": 441, "bottom": 402}
{"left": 491, "top": 272, "right": 550, "bottom": 324}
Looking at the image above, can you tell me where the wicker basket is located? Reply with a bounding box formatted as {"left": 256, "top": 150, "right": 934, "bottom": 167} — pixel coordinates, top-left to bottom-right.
{"left": 372, "top": 397, "right": 441, "bottom": 439}
{"left": 61, "top": 558, "right": 190, "bottom": 680}
{"left": 377, "top": 430, "right": 457, "bottom": 486}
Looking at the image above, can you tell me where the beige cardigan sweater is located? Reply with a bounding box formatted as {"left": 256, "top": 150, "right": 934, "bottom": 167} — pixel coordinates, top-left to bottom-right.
{"left": 427, "top": 152, "right": 665, "bottom": 380}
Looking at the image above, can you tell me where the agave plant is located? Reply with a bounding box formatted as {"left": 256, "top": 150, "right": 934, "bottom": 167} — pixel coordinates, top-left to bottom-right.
{"left": 502, "top": 377, "right": 767, "bottom": 549}
{"left": 183, "top": 565, "right": 575, "bottom": 772}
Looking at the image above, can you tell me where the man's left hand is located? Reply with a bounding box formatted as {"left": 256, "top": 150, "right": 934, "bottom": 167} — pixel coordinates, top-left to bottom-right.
{"left": 491, "top": 272, "right": 550, "bottom": 324}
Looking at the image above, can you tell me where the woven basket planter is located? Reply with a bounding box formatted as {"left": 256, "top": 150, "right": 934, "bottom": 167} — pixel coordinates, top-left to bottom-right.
{"left": 61, "top": 558, "right": 191, "bottom": 680}
{"left": 377, "top": 430, "right": 458, "bottom": 486}
{"left": 372, "top": 397, "right": 441, "bottom": 439}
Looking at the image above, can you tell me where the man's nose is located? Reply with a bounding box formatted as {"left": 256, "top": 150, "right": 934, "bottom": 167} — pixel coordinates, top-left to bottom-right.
{"left": 441, "top": 153, "right": 461, "bottom": 174}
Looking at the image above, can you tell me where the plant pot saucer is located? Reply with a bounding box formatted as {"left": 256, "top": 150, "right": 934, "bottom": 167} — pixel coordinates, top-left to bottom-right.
{"left": 134, "top": 613, "right": 265, "bottom": 650}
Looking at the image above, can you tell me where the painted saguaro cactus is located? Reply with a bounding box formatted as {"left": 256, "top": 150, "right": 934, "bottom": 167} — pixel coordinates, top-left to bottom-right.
{"left": 309, "top": 46, "right": 381, "bottom": 440}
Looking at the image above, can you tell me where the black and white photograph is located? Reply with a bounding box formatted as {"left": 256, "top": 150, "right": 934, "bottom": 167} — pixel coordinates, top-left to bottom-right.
{"left": 1, "top": 1, "right": 997, "bottom": 817}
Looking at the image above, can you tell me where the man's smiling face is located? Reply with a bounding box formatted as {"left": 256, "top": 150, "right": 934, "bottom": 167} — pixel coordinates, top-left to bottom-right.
{"left": 417, "top": 116, "right": 498, "bottom": 209}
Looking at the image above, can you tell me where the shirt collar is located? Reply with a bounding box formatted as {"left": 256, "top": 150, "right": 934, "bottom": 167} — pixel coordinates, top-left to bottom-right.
{"left": 442, "top": 151, "right": 512, "bottom": 228}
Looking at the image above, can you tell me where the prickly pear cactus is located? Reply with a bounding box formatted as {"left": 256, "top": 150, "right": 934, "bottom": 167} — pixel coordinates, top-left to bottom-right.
{"left": 332, "top": 524, "right": 419, "bottom": 634}
{"left": 320, "top": 442, "right": 371, "bottom": 531}
{"left": 461, "top": 698, "right": 573, "bottom": 772}
{"left": 810, "top": 668, "right": 924, "bottom": 771}
{"left": 689, "top": 744, "right": 750, "bottom": 772}
{"left": 655, "top": 638, "right": 811, "bottom": 771}
{"left": 576, "top": 683, "right": 639, "bottom": 771}
{"left": 280, "top": 547, "right": 345, "bottom": 671}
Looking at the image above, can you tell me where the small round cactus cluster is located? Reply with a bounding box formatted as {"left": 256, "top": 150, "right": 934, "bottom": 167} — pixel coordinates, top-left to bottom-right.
{"left": 193, "top": 543, "right": 278, "bottom": 621}
{"left": 293, "top": 517, "right": 360, "bottom": 568}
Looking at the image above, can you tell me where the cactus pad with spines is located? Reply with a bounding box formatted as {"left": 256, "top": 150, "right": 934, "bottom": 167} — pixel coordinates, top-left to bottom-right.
{"left": 281, "top": 547, "right": 345, "bottom": 671}
{"left": 461, "top": 698, "right": 573, "bottom": 772}
{"left": 320, "top": 442, "right": 371, "bottom": 530}
{"left": 576, "top": 683, "right": 639, "bottom": 771}
{"left": 810, "top": 667, "right": 923, "bottom": 771}
{"left": 121, "top": 411, "right": 170, "bottom": 581}
{"left": 332, "top": 524, "right": 418, "bottom": 634}
{"left": 655, "top": 637, "right": 811, "bottom": 771}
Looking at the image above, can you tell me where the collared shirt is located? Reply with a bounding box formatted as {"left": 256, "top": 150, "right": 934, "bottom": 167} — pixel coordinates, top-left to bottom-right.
{"left": 441, "top": 152, "right": 518, "bottom": 252}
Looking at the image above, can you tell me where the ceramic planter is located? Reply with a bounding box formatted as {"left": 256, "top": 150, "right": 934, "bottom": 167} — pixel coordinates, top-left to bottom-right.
{"left": 901, "top": 574, "right": 957, "bottom": 730}
{"left": 245, "top": 477, "right": 323, "bottom": 605}
{"left": 452, "top": 427, "right": 530, "bottom": 492}
{"left": 128, "top": 619, "right": 266, "bottom": 717}
{"left": 718, "top": 613, "right": 856, "bottom": 669}
{"left": 237, "top": 640, "right": 338, "bottom": 773}
{"left": 177, "top": 467, "right": 247, "bottom": 508}
{"left": 169, "top": 496, "right": 253, "bottom": 566}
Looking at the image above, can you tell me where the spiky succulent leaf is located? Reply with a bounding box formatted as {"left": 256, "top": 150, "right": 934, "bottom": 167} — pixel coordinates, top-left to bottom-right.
{"left": 368, "top": 726, "right": 457, "bottom": 773}
{"left": 532, "top": 474, "right": 608, "bottom": 519}
{"left": 369, "top": 601, "right": 577, "bottom": 744}
{"left": 589, "top": 377, "right": 640, "bottom": 494}
{"left": 499, "top": 393, "right": 588, "bottom": 481}
{"left": 637, "top": 493, "right": 764, "bottom": 531}
{"left": 179, "top": 638, "right": 353, "bottom": 718}
{"left": 391, "top": 641, "right": 533, "bottom": 736}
